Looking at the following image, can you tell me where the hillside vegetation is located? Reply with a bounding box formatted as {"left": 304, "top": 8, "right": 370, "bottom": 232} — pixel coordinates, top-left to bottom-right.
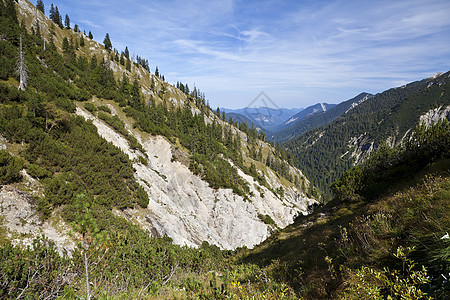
{"left": 0, "top": 0, "right": 448, "bottom": 299}
{"left": 241, "top": 119, "right": 450, "bottom": 299}
{"left": 285, "top": 73, "right": 450, "bottom": 200}
{"left": 271, "top": 93, "right": 371, "bottom": 143}
{"left": 0, "top": 0, "right": 314, "bottom": 298}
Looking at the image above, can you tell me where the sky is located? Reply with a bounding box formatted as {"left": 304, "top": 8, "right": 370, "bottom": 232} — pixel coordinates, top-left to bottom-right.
{"left": 46, "top": 0, "right": 450, "bottom": 109}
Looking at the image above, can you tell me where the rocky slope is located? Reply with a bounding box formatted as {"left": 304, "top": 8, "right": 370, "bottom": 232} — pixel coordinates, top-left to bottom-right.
{"left": 2, "top": 0, "right": 317, "bottom": 250}
{"left": 75, "top": 102, "right": 315, "bottom": 249}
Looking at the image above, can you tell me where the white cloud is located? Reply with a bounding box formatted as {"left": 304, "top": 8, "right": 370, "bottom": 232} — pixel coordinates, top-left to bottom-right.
{"left": 60, "top": 0, "right": 450, "bottom": 108}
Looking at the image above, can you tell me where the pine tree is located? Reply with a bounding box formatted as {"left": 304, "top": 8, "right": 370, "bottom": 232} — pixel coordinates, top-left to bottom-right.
{"left": 130, "top": 76, "right": 141, "bottom": 107}
{"left": 124, "top": 46, "right": 129, "bottom": 59}
{"left": 64, "top": 14, "right": 70, "bottom": 29}
{"left": 74, "top": 24, "right": 79, "bottom": 32}
{"left": 62, "top": 36, "right": 69, "bottom": 53}
{"left": 36, "top": 0, "right": 44, "bottom": 13}
{"left": 49, "top": 4, "right": 55, "bottom": 21}
{"left": 119, "top": 53, "right": 125, "bottom": 65}
{"left": 88, "top": 31, "right": 93, "bottom": 39}
{"left": 103, "top": 33, "right": 112, "bottom": 50}
{"left": 55, "top": 6, "right": 63, "bottom": 28}
{"left": 155, "top": 66, "right": 159, "bottom": 77}
{"left": 49, "top": 4, "right": 63, "bottom": 28}
{"left": 35, "top": 21, "right": 41, "bottom": 37}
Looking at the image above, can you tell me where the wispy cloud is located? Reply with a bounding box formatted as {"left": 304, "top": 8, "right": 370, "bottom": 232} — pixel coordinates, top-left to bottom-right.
{"left": 55, "top": 0, "right": 450, "bottom": 108}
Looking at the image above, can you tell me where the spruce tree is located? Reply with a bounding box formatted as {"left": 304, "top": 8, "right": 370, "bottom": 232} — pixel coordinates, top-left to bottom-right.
{"left": 74, "top": 24, "right": 79, "bottom": 32}
{"left": 64, "top": 14, "right": 70, "bottom": 29}
{"left": 55, "top": 6, "right": 63, "bottom": 28}
{"left": 62, "top": 36, "right": 69, "bottom": 53}
{"left": 103, "top": 33, "right": 112, "bottom": 50}
{"left": 120, "top": 53, "right": 125, "bottom": 65}
{"left": 49, "top": 4, "right": 55, "bottom": 21}
{"left": 124, "top": 46, "right": 129, "bottom": 59}
{"left": 36, "top": 0, "right": 44, "bottom": 13}
{"left": 88, "top": 31, "right": 93, "bottom": 39}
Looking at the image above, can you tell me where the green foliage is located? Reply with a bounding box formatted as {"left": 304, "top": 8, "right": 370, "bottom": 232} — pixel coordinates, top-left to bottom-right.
{"left": 0, "top": 150, "right": 24, "bottom": 184}
{"left": 190, "top": 153, "right": 249, "bottom": 195}
{"left": 345, "top": 249, "right": 431, "bottom": 300}
{"left": 49, "top": 4, "right": 63, "bottom": 29}
{"left": 64, "top": 13, "right": 70, "bottom": 29}
{"left": 83, "top": 102, "right": 97, "bottom": 113}
{"left": 103, "top": 33, "right": 112, "bottom": 50}
{"left": 36, "top": 0, "right": 44, "bottom": 14}
{"left": 332, "top": 120, "right": 450, "bottom": 202}
{"left": 258, "top": 214, "right": 276, "bottom": 226}
{"left": 0, "top": 42, "right": 17, "bottom": 80}
{"left": 0, "top": 237, "right": 72, "bottom": 299}
{"left": 97, "top": 104, "right": 111, "bottom": 113}
{"left": 0, "top": 0, "right": 20, "bottom": 43}
{"left": 25, "top": 162, "right": 52, "bottom": 179}
{"left": 0, "top": 5, "right": 306, "bottom": 298}
{"left": 286, "top": 73, "right": 450, "bottom": 200}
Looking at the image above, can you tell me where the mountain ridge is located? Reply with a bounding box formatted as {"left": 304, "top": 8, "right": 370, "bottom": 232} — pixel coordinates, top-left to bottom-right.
{"left": 284, "top": 73, "right": 450, "bottom": 199}
{"left": 222, "top": 106, "right": 303, "bottom": 132}
{"left": 0, "top": 0, "right": 316, "bottom": 251}
{"left": 271, "top": 92, "right": 373, "bottom": 143}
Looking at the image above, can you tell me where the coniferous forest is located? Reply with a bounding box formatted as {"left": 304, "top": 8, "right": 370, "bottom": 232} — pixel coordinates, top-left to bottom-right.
{"left": 0, "top": 0, "right": 449, "bottom": 299}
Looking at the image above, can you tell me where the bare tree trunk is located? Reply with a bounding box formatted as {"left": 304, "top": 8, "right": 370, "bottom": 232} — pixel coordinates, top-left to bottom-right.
{"left": 16, "top": 36, "right": 28, "bottom": 91}
{"left": 84, "top": 245, "right": 91, "bottom": 300}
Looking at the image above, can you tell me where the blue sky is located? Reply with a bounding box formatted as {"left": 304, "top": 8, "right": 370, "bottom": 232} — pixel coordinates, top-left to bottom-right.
{"left": 45, "top": 0, "right": 450, "bottom": 109}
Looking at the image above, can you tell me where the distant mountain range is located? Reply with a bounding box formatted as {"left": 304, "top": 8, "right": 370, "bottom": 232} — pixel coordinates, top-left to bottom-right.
{"left": 222, "top": 94, "right": 372, "bottom": 143}
{"left": 270, "top": 93, "right": 373, "bottom": 143}
{"left": 281, "top": 103, "right": 336, "bottom": 127}
{"left": 221, "top": 107, "right": 303, "bottom": 131}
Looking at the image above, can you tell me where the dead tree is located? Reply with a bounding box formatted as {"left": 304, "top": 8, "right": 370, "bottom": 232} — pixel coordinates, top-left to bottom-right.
{"left": 16, "top": 35, "right": 28, "bottom": 91}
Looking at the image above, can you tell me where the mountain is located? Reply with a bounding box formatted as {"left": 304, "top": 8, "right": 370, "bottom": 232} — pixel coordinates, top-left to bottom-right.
{"left": 281, "top": 102, "right": 336, "bottom": 127}
{"left": 1, "top": 0, "right": 316, "bottom": 253}
{"left": 241, "top": 119, "right": 450, "bottom": 298}
{"left": 223, "top": 111, "right": 255, "bottom": 126}
{"left": 222, "top": 107, "right": 303, "bottom": 132}
{"left": 1, "top": 1, "right": 448, "bottom": 299}
{"left": 284, "top": 73, "right": 450, "bottom": 199}
{"left": 271, "top": 93, "right": 372, "bottom": 143}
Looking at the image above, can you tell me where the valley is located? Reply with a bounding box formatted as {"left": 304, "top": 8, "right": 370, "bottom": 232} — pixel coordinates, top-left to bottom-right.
{"left": 0, "top": 0, "right": 449, "bottom": 299}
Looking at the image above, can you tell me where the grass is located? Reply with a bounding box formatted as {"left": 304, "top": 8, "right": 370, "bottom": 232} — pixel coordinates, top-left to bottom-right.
{"left": 237, "top": 157, "right": 450, "bottom": 299}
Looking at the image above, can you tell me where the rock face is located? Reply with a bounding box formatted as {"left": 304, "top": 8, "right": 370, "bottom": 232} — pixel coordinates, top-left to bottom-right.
{"left": 76, "top": 106, "right": 316, "bottom": 249}
{"left": 10, "top": 0, "right": 317, "bottom": 250}
{"left": 420, "top": 105, "right": 450, "bottom": 128}
{"left": 0, "top": 185, "right": 75, "bottom": 254}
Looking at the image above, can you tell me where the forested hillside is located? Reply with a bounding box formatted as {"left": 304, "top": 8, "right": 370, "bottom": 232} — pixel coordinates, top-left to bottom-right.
{"left": 241, "top": 119, "right": 450, "bottom": 299}
{"left": 0, "top": 0, "right": 318, "bottom": 297}
{"left": 284, "top": 74, "right": 450, "bottom": 200}
{"left": 2, "top": 0, "right": 315, "bottom": 244}
{"left": 1, "top": 1, "right": 449, "bottom": 299}
{"left": 272, "top": 93, "right": 372, "bottom": 143}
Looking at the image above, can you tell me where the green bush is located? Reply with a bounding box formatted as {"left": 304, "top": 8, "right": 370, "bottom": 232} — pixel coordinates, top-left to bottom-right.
{"left": 0, "top": 149, "right": 24, "bottom": 184}
{"left": 258, "top": 214, "right": 276, "bottom": 226}
{"left": 26, "top": 163, "right": 52, "bottom": 179}
{"left": 97, "top": 104, "right": 111, "bottom": 113}
{"left": 84, "top": 102, "right": 97, "bottom": 113}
